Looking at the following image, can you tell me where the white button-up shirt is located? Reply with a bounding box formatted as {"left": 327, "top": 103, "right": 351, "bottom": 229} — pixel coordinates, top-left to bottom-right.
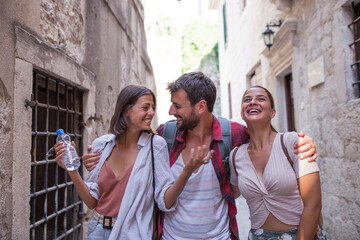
{"left": 85, "top": 131, "right": 177, "bottom": 239}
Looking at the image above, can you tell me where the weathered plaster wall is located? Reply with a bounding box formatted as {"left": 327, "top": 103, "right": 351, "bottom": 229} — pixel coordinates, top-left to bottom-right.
{"left": 40, "top": 0, "right": 84, "bottom": 61}
{"left": 218, "top": 0, "right": 283, "bottom": 123}
{"left": 0, "top": 0, "right": 155, "bottom": 238}
{"left": 218, "top": 0, "right": 360, "bottom": 238}
{"left": 37, "top": 0, "right": 156, "bottom": 138}
{"left": 0, "top": 1, "right": 40, "bottom": 238}
{"left": 0, "top": 78, "right": 12, "bottom": 239}
{"left": 82, "top": 0, "right": 156, "bottom": 136}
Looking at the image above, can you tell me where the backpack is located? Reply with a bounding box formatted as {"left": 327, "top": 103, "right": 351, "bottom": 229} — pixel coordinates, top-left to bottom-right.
{"left": 162, "top": 117, "right": 232, "bottom": 175}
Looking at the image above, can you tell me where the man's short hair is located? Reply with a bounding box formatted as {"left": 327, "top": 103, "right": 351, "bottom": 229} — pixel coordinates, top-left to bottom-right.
{"left": 167, "top": 72, "right": 216, "bottom": 112}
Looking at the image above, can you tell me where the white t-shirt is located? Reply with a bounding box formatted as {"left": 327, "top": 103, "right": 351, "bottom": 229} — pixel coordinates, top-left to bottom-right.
{"left": 162, "top": 154, "right": 230, "bottom": 240}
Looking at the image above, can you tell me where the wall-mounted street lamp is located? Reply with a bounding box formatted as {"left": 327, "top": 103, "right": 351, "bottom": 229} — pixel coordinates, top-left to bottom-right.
{"left": 263, "top": 20, "right": 282, "bottom": 50}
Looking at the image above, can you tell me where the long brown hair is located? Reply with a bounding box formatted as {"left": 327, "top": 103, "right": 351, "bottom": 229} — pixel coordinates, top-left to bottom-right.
{"left": 242, "top": 85, "right": 277, "bottom": 132}
{"left": 109, "top": 85, "right": 156, "bottom": 136}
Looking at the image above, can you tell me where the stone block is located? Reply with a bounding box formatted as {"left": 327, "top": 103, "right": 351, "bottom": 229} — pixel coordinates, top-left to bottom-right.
{"left": 12, "top": 58, "right": 33, "bottom": 239}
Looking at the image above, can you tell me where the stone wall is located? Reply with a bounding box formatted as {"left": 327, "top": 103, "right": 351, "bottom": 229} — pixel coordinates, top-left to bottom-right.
{"left": 0, "top": 1, "right": 41, "bottom": 237}
{"left": 82, "top": 0, "right": 156, "bottom": 135}
{"left": 291, "top": 1, "right": 360, "bottom": 238}
{"left": 40, "top": 0, "right": 84, "bottom": 61}
{"left": 218, "top": 0, "right": 360, "bottom": 238}
{"left": 0, "top": 78, "right": 12, "bottom": 239}
{"left": 219, "top": 0, "right": 282, "bottom": 123}
{"left": 0, "top": 0, "right": 155, "bottom": 238}
{"left": 198, "top": 47, "right": 222, "bottom": 117}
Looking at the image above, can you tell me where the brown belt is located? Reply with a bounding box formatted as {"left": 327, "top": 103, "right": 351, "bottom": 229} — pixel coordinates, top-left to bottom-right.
{"left": 93, "top": 211, "right": 117, "bottom": 229}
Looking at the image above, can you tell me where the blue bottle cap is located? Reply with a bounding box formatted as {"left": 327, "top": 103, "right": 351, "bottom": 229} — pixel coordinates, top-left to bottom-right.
{"left": 56, "top": 129, "right": 64, "bottom": 135}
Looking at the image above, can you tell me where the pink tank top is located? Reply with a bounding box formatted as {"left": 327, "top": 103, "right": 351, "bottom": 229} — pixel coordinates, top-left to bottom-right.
{"left": 96, "top": 160, "right": 134, "bottom": 218}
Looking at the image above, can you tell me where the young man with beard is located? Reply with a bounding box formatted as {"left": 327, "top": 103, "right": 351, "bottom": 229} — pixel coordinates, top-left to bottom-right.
{"left": 82, "top": 72, "right": 317, "bottom": 239}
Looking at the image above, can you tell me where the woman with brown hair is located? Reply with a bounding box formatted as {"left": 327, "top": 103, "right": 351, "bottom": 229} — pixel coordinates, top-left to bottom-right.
{"left": 55, "top": 85, "right": 212, "bottom": 239}
{"left": 230, "top": 86, "right": 327, "bottom": 240}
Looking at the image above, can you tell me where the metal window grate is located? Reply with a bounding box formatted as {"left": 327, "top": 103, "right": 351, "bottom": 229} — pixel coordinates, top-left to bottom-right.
{"left": 348, "top": 2, "right": 360, "bottom": 96}
{"left": 30, "top": 69, "right": 84, "bottom": 240}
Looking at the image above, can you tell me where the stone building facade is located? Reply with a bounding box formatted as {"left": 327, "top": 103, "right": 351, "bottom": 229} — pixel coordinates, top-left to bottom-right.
{"left": 198, "top": 46, "right": 222, "bottom": 118}
{"left": 0, "top": 0, "right": 154, "bottom": 239}
{"left": 213, "top": 0, "right": 360, "bottom": 238}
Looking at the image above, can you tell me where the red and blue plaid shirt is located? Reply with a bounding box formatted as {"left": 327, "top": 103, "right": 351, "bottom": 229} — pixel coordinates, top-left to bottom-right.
{"left": 157, "top": 115, "right": 249, "bottom": 240}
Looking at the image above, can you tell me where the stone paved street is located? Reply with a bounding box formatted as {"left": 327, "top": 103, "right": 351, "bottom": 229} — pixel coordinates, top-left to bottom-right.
{"left": 235, "top": 196, "right": 251, "bottom": 239}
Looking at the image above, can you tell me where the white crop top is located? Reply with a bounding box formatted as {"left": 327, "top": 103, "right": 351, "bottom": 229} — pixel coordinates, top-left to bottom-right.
{"left": 230, "top": 132, "right": 320, "bottom": 229}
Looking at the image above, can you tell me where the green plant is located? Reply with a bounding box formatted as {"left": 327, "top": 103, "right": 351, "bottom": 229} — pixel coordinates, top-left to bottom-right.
{"left": 199, "top": 42, "right": 219, "bottom": 71}
{"left": 182, "top": 19, "right": 218, "bottom": 73}
{"left": 156, "top": 17, "right": 176, "bottom": 36}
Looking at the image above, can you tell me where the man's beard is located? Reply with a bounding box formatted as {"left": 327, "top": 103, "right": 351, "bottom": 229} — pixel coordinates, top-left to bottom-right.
{"left": 176, "top": 109, "right": 200, "bottom": 131}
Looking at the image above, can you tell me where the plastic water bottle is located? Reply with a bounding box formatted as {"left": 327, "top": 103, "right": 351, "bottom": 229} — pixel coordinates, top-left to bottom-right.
{"left": 56, "top": 129, "right": 80, "bottom": 171}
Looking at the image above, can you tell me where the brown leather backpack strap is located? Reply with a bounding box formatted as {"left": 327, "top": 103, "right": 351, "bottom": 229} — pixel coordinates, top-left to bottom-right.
{"left": 231, "top": 146, "right": 240, "bottom": 177}
{"left": 280, "top": 133, "right": 293, "bottom": 168}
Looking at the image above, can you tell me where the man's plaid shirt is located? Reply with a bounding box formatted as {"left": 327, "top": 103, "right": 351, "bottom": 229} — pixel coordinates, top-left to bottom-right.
{"left": 157, "top": 115, "right": 249, "bottom": 240}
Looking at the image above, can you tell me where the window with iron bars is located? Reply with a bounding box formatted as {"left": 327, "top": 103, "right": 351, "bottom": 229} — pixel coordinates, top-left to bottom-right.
{"left": 348, "top": 1, "right": 360, "bottom": 97}
{"left": 30, "top": 69, "right": 84, "bottom": 239}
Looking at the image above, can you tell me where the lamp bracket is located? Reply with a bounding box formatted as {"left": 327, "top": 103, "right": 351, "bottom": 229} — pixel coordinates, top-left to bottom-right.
{"left": 266, "top": 19, "right": 282, "bottom": 28}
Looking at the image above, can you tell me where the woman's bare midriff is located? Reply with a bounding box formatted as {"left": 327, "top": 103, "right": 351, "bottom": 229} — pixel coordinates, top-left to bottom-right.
{"left": 260, "top": 212, "right": 298, "bottom": 232}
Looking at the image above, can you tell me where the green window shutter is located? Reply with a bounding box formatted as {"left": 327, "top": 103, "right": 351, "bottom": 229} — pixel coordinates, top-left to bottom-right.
{"left": 223, "top": 3, "right": 228, "bottom": 46}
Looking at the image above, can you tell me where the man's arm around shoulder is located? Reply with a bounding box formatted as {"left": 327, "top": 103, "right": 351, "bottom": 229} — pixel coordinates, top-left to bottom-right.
{"left": 230, "top": 121, "right": 249, "bottom": 149}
